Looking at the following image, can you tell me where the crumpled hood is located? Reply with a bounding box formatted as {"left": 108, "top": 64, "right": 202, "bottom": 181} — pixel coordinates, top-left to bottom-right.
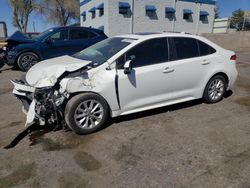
{"left": 6, "top": 31, "right": 35, "bottom": 43}
{"left": 26, "top": 55, "right": 91, "bottom": 88}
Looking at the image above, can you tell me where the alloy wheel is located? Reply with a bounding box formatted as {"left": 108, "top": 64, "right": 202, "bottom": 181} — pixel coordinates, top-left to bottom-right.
{"left": 74, "top": 100, "right": 104, "bottom": 129}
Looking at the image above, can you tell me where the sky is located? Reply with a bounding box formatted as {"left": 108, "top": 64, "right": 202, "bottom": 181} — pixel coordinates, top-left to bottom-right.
{"left": 0, "top": 0, "right": 250, "bottom": 36}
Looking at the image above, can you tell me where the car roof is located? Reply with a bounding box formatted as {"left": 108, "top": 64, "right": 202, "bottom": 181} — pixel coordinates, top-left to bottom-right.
{"left": 113, "top": 32, "right": 223, "bottom": 52}
{"left": 115, "top": 32, "right": 198, "bottom": 40}
{"left": 49, "top": 26, "right": 105, "bottom": 34}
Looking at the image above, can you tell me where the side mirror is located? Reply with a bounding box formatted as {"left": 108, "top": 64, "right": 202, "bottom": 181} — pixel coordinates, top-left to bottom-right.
{"left": 124, "top": 59, "right": 132, "bottom": 74}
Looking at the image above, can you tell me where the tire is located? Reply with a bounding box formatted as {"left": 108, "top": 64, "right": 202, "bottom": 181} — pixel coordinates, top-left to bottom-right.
{"left": 0, "top": 60, "right": 4, "bottom": 70}
{"left": 17, "top": 52, "right": 40, "bottom": 72}
{"left": 65, "top": 93, "right": 109, "bottom": 135}
{"left": 203, "top": 75, "right": 226, "bottom": 103}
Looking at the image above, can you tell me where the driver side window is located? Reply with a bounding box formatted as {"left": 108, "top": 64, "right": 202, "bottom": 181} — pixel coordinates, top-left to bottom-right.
{"left": 50, "top": 30, "right": 69, "bottom": 41}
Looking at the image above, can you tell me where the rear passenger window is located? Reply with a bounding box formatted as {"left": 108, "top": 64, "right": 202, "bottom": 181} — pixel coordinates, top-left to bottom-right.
{"left": 198, "top": 40, "right": 216, "bottom": 56}
{"left": 125, "top": 38, "right": 169, "bottom": 68}
{"left": 70, "top": 29, "right": 97, "bottom": 40}
{"left": 172, "top": 37, "right": 199, "bottom": 60}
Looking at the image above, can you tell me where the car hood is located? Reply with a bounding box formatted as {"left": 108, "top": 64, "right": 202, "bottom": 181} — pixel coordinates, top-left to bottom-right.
{"left": 6, "top": 31, "right": 35, "bottom": 43}
{"left": 26, "top": 55, "right": 91, "bottom": 88}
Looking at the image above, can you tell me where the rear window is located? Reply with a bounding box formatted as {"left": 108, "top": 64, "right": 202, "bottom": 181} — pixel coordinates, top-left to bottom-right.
{"left": 70, "top": 29, "right": 97, "bottom": 40}
{"left": 198, "top": 40, "right": 216, "bottom": 56}
{"left": 172, "top": 37, "right": 199, "bottom": 60}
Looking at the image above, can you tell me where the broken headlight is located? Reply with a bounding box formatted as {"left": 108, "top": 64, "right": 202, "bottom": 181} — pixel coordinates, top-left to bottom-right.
{"left": 34, "top": 87, "right": 53, "bottom": 102}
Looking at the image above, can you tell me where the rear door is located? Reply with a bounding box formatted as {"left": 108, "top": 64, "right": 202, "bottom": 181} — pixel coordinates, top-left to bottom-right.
{"left": 166, "top": 37, "right": 213, "bottom": 99}
{"left": 117, "top": 37, "right": 175, "bottom": 112}
{"left": 69, "top": 29, "right": 100, "bottom": 54}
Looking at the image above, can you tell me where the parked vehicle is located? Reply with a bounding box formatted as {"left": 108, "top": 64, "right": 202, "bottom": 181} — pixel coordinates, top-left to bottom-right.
{"left": 2, "top": 26, "right": 107, "bottom": 71}
{"left": 24, "top": 32, "right": 40, "bottom": 39}
{"left": 12, "top": 33, "right": 238, "bottom": 134}
{"left": 0, "top": 21, "right": 7, "bottom": 69}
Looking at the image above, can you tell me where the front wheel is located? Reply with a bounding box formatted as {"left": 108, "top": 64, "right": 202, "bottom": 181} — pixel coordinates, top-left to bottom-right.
{"left": 65, "top": 93, "right": 109, "bottom": 135}
{"left": 203, "top": 75, "right": 226, "bottom": 103}
{"left": 17, "top": 52, "right": 40, "bottom": 72}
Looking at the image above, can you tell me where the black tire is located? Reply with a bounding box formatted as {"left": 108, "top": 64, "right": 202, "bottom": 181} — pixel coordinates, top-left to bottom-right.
{"left": 0, "top": 61, "right": 4, "bottom": 70}
{"left": 203, "top": 75, "right": 226, "bottom": 103}
{"left": 65, "top": 93, "right": 109, "bottom": 135}
{"left": 17, "top": 52, "right": 40, "bottom": 72}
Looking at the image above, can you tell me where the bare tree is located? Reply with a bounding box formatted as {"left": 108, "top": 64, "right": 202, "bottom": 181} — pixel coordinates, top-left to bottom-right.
{"left": 38, "top": 0, "right": 80, "bottom": 26}
{"left": 8, "top": 0, "right": 36, "bottom": 32}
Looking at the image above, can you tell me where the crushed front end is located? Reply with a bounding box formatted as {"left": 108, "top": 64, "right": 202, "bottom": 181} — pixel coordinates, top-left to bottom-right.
{"left": 12, "top": 79, "right": 69, "bottom": 128}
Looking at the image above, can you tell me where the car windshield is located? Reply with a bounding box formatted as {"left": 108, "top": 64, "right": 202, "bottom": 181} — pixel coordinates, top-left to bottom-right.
{"left": 33, "top": 28, "right": 55, "bottom": 40}
{"left": 72, "top": 37, "right": 135, "bottom": 67}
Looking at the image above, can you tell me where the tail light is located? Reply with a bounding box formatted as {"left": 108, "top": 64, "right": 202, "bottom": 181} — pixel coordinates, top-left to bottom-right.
{"left": 230, "top": 54, "right": 237, "bottom": 61}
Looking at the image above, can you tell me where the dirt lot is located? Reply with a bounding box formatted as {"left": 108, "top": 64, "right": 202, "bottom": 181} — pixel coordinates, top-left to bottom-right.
{"left": 0, "top": 51, "right": 250, "bottom": 188}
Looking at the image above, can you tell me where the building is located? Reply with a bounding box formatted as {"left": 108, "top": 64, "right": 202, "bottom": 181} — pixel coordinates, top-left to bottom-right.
{"left": 80, "top": 0, "right": 216, "bottom": 36}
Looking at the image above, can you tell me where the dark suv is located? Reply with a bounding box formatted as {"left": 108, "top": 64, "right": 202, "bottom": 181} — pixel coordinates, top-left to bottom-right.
{"left": 4, "top": 26, "right": 107, "bottom": 71}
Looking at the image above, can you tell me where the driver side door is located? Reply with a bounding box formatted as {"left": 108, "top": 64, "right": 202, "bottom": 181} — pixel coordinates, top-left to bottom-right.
{"left": 41, "top": 29, "right": 71, "bottom": 59}
{"left": 116, "top": 38, "right": 175, "bottom": 113}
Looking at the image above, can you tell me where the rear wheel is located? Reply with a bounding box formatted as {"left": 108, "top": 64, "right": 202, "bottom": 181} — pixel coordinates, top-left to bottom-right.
{"left": 65, "top": 93, "right": 109, "bottom": 135}
{"left": 17, "top": 52, "right": 40, "bottom": 72}
{"left": 203, "top": 75, "right": 226, "bottom": 103}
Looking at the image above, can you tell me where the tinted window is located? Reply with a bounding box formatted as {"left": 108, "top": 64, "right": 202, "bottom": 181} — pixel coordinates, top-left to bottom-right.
{"left": 125, "top": 38, "right": 169, "bottom": 68}
{"left": 70, "top": 29, "right": 97, "bottom": 40}
{"left": 198, "top": 40, "right": 216, "bottom": 56}
{"left": 50, "top": 30, "right": 68, "bottom": 41}
{"left": 172, "top": 37, "right": 199, "bottom": 60}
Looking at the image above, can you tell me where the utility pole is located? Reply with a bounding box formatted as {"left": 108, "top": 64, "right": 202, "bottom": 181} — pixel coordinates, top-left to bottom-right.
{"left": 33, "top": 21, "right": 36, "bottom": 32}
{"left": 242, "top": 11, "right": 246, "bottom": 31}
{"left": 131, "top": 0, "right": 134, "bottom": 33}
{"left": 172, "top": 0, "right": 177, "bottom": 32}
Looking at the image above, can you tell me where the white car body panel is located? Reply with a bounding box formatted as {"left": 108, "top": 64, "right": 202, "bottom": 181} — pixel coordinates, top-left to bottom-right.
{"left": 26, "top": 55, "right": 92, "bottom": 88}
{"left": 13, "top": 33, "right": 238, "bottom": 125}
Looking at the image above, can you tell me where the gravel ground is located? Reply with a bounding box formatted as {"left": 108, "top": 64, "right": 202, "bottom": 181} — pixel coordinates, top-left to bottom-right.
{"left": 0, "top": 51, "right": 249, "bottom": 188}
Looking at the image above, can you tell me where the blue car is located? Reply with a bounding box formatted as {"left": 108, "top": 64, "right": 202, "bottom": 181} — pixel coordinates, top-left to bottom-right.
{"left": 4, "top": 26, "right": 107, "bottom": 71}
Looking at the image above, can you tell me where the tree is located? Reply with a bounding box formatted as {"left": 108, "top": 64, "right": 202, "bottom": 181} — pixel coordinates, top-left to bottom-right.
{"left": 37, "top": 0, "right": 80, "bottom": 26}
{"left": 230, "top": 9, "right": 244, "bottom": 30}
{"left": 214, "top": 7, "right": 219, "bottom": 19}
{"left": 8, "top": 0, "right": 36, "bottom": 32}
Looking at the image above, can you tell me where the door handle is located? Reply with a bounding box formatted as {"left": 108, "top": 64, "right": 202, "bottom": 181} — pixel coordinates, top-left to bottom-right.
{"left": 201, "top": 60, "right": 210, "bottom": 65}
{"left": 162, "top": 67, "right": 174, "bottom": 73}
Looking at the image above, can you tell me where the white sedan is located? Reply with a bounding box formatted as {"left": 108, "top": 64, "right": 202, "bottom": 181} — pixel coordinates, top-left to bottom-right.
{"left": 12, "top": 32, "right": 238, "bottom": 134}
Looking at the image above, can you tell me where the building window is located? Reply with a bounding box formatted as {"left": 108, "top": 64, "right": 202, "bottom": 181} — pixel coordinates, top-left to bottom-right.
{"left": 165, "top": 7, "right": 175, "bottom": 20}
{"left": 183, "top": 9, "right": 193, "bottom": 20}
{"left": 89, "top": 7, "right": 96, "bottom": 19}
{"left": 81, "top": 11, "right": 86, "bottom": 22}
{"left": 97, "top": 3, "right": 104, "bottom": 17}
{"left": 145, "top": 5, "right": 157, "bottom": 18}
{"left": 118, "top": 2, "right": 130, "bottom": 14}
{"left": 82, "top": 15, "right": 86, "bottom": 22}
{"left": 200, "top": 11, "right": 209, "bottom": 21}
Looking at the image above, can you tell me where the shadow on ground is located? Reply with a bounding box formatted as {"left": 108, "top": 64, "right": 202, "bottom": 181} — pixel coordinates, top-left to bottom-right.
{"left": 4, "top": 90, "right": 233, "bottom": 149}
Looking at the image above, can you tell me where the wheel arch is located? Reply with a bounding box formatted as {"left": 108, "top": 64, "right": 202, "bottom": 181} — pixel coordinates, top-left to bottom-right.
{"left": 15, "top": 50, "right": 42, "bottom": 64}
{"left": 67, "top": 91, "right": 112, "bottom": 117}
{"left": 202, "top": 71, "right": 229, "bottom": 98}
{"left": 207, "top": 72, "right": 229, "bottom": 88}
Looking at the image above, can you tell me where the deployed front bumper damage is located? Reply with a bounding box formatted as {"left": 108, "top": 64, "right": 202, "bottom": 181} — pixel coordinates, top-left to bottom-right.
{"left": 12, "top": 80, "right": 68, "bottom": 127}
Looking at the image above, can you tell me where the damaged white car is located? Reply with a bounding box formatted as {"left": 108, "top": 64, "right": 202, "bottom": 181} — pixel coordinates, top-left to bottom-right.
{"left": 12, "top": 33, "right": 238, "bottom": 134}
